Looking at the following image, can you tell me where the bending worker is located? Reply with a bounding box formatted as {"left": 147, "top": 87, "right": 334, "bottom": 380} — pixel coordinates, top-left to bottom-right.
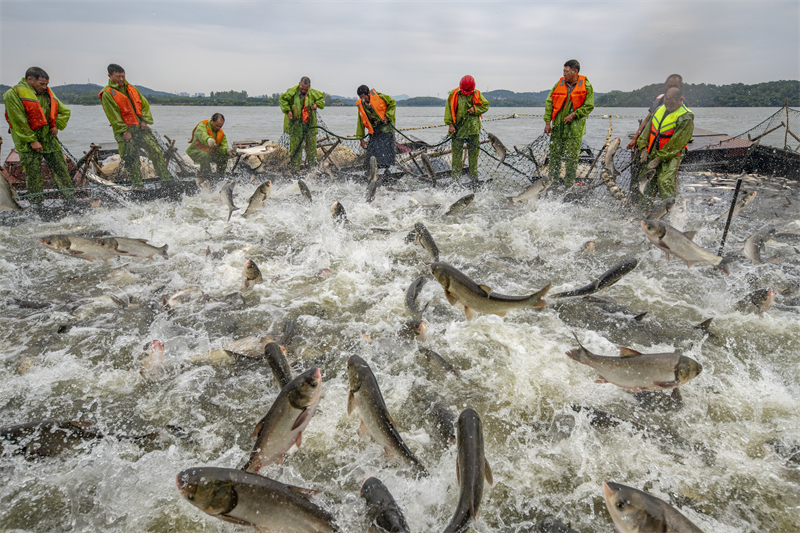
{"left": 627, "top": 74, "right": 685, "bottom": 150}
{"left": 636, "top": 87, "right": 693, "bottom": 200}
{"left": 355, "top": 85, "right": 397, "bottom": 169}
{"left": 99, "top": 64, "right": 171, "bottom": 187}
{"left": 445, "top": 75, "right": 489, "bottom": 181}
{"left": 544, "top": 59, "right": 594, "bottom": 187}
{"left": 280, "top": 77, "right": 325, "bottom": 172}
{"left": 3, "top": 67, "right": 74, "bottom": 202}
{"left": 187, "top": 113, "right": 230, "bottom": 176}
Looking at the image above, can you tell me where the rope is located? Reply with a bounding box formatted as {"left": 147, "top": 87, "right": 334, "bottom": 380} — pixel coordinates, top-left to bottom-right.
{"left": 17, "top": 182, "right": 133, "bottom": 199}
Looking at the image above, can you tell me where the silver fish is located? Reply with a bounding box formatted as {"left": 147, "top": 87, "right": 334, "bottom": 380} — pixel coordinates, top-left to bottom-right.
{"left": 714, "top": 190, "right": 757, "bottom": 222}
{"left": 736, "top": 288, "right": 775, "bottom": 314}
{"left": 445, "top": 194, "right": 474, "bottom": 216}
{"left": 645, "top": 197, "right": 676, "bottom": 220}
{"left": 243, "top": 259, "right": 263, "bottom": 289}
{"left": 366, "top": 156, "right": 378, "bottom": 203}
{"left": 96, "top": 237, "right": 169, "bottom": 260}
{"left": 418, "top": 347, "right": 461, "bottom": 378}
{"left": 346, "top": 355, "right": 428, "bottom": 475}
{"left": 243, "top": 367, "right": 322, "bottom": 472}
{"left": 487, "top": 132, "right": 507, "bottom": 168}
{"left": 414, "top": 222, "right": 439, "bottom": 261}
{"left": 39, "top": 234, "right": 118, "bottom": 263}
{"left": 603, "top": 482, "right": 704, "bottom": 533}
{"left": 743, "top": 224, "right": 776, "bottom": 265}
{"left": 507, "top": 176, "right": 553, "bottom": 204}
{"left": 551, "top": 258, "right": 638, "bottom": 299}
{"left": 360, "top": 477, "right": 410, "bottom": 533}
{"left": 220, "top": 181, "right": 239, "bottom": 222}
{"left": 641, "top": 220, "right": 729, "bottom": 274}
{"left": 0, "top": 170, "right": 23, "bottom": 212}
{"left": 331, "top": 201, "right": 348, "bottom": 223}
{"left": 298, "top": 179, "right": 313, "bottom": 202}
{"left": 265, "top": 341, "right": 294, "bottom": 388}
{"left": 566, "top": 332, "right": 703, "bottom": 391}
{"left": 406, "top": 276, "right": 429, "bottom": 315}
{"left": 177, "top": 467, "right": 338, "bottom": 532}
{"left": 243, "top": 180, "right": 272, "bottom": 217}
{"left": 400, "top": 319, "right": 428, "bottom": 341}
{"left": 443, "top": 408, "right": 493, "bottom": 533}
{"left": 431, "top": 261, "right": 549, "bottom": 320}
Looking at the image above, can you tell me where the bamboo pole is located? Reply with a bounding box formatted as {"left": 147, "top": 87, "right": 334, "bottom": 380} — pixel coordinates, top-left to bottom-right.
{"left": 785, "top": 100, "right": 790, "bottom": 149}
{"left": 749, "top": 122, "right": 785, "bottom": 143}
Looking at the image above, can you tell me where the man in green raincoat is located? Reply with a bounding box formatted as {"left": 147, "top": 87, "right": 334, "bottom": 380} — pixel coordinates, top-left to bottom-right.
{"left": 3, "top": 67, "right": 74, "bottom": 202}
{"left": 636, "top": 87, "right": 694, "bottom": 199}
{"left": 445, "top": 75, "right": 490, "bottom": 180}
{"left": 186, "top": 113, "right": 230, "bottom": 176}
{"left": 99, "top": 64, "right": 170, "bottom": 187}
{"left": 279, "top": 77, "right": 325, "bottom": 172}
{"left": 544, "top": 59, "right": 594, "bottom": 187}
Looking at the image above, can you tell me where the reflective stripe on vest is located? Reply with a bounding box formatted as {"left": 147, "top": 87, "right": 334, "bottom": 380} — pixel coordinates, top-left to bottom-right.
{"left": 189, "top": 120, "right": 225, "bottom": 152}
{"left": 4, "top": 85, "right": 58, "bottom": 132}
{"left": 98, "top": 84, "right": 144, "bottom": 127}
{"left": 449, "top": 88, "right": 483, "bottom": 124}
{"left": 647, "top": 103, "right": 692, "bottom": 153}
{"left": 550, "top": 75, "right": 587, "bottom": 120}
{"left": 356, "top": 89, "right": 388, "bottom": 135}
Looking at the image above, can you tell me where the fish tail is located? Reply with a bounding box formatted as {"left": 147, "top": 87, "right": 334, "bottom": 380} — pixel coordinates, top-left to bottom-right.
{"left": 565, "top": 348, "right": 582, "bottom": 362}
{"left": 526, "top": 283, "right": 551, "bottom": 307}
{"left": 159, "top": 244, "right": 169, "bottom": 260}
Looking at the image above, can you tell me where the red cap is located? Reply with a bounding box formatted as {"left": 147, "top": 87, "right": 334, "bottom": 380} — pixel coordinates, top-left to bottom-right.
{"left": 459, "top": 75, "right": 476, "bottom": 95}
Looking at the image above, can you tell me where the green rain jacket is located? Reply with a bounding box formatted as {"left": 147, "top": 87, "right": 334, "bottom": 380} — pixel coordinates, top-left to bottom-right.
{"left": 637, "top": 106, "right": 695, "bottom": 162}
{"left": 186, "top": 121, "right": 229, "bottom": 161}
{"left": 279, "top": 85, "right": 326, "bottom": 133}
{"left": 444, "top": 91, "right": 490, "bottom": 139}
{"left": 544, "top": 77, "right": 595, "bottom": 138}
{"left": 3, "top": 78, "right": 71, "bottom": 154}
{"left": 100, "top": 80, "right": 155, "bottom": 142}
{"left": 356, "top": 92, "right": 396, "bottom": 139}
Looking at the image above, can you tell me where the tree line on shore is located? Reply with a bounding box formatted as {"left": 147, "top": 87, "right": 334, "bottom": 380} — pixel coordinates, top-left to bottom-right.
{"left": 1, "top": 80, "right": 797, "bottom": 108}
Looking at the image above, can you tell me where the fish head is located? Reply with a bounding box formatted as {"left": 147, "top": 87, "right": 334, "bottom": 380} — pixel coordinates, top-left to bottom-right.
{"left": 603, "top": 482, "right": 666, "bottom": 533}
{"left": 95, "top": 237, "right": 118, "bottom": 250}
{"left": 640, "top": 220, "right": 666, "bottom": 240}
{"left": 430, "top": 262, "right": 449, "bottom": 288}
{"left": 403, "top": 319, "right": 428, "bottom": 341}
{"left": 176, "top": 468, "right": 236, "bottom": 515}
{"left": 359, "top": 476, "right": 384, "bottom": 499}
{"left": 39, "top": 235, "right": 71, "bottom": 251}
{"left": 676, "top": 356, "right": 702, "bottom": 384}
{"left": 347, "top": 355, "right": 370, "bottom": 393}
{"left": 286, "top": 367, "right": 322, "bottom": 409}
{"left": 244, "top": 260, "right": 260, "bottom": 278}
{"left": 754, "top": 288, "right": 776, "bottom": 311}
{"left": 260, "top": 181, "right": 272, "bottom": 194}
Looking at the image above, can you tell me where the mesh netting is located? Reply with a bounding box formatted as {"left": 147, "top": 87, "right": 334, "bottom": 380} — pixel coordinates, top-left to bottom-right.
{"left": 735, "top": 106, "right": 800, "bottom": 151}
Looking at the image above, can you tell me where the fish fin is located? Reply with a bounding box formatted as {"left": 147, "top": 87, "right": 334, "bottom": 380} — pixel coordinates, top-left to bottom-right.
{"left": 595, "top": 376, "right": 609, "bottom": 384}
{"left": 285, "top": 485, "right": 319, "bottom": 497}
{"left": 243, "top": 279, "right": 250, "bottom": 289}
{"left": 565, "top": 349, "right": 581, "bottom": 362}
{"left": 291, "top": 408, "right": 311, "bottom": 431}
{"left": 672, "top": 388, "right": 683, "bottom": 401}
{"left": 444, "top": 290, "right": 458, "bottom": 306}
{"left": 456, "top": 457, "right": 460, "bottom": 485}
{"left": 385, "top": 411, "right": 397, "bottom": 428}
{"left": 654, "top": 381, "right": 680, "bottom": 388}
{"left": 530, "top": 283, "right": 551, "bottom": 308}
{"left": 464, "top": 306, "right": 478, "bottom": 321}
{"left": 218, "top": 515, "right": 253, "bottom": 526}
{"left": 633, "top": 312, "right": 647, "bottom": 321}
{"left": 136, "top": 238, "right": 149, "bottom": 243}
{"left": 278, "top": 454, "right": 284, "bottom": 465}
{"left": 485, "top": 458, "right": 494, "bottom": 486}
{"left": 347, "top": 391, "right": 356, "bottom": 415}
{"left": 250, "top": 417, "right": 265, "bottom": 439}
{"left": 619, "top": 347, "right": 641, "bottom": 357}
{"left": 495, "top": 312, "right": 507, "bottom": 317}
{"left": 479, "top": 284, "right": 492, "bottom": 297}
{"left": 358, "top": 420, "right": 369, "bottom": 439}
{"left": 695, "top": 318, "right": 713, "bottom": 331}
{"left": 683, "top": 230, "right": 697, "bottom": 241}
{"left": 294, "top": 431, "right": 303, "bottom": 449}
{"left": 115, "top": 249, "right": 131, "bottom": 255}
{"left": 227, "top": 210, "right": 232, "bottom": 222}
{"left": 159, "top": 244, "right": 168, "bottom": 259}
{"left": 664, "top": 250, "right": 671, "bottom": 261}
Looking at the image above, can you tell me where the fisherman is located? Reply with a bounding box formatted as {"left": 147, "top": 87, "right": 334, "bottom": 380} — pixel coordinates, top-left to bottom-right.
{"left": 636, "top": 87, "right": 694, "bottom": 200}
{"left": 355, "top": 85, "right": 397, "bottom": 169}
{"left": 186, "top": 113, "right": 230, "bottom": 176}
{"left": 544, "top": 60, "right": 595, "bottom": 187}
{"left": 279, "top": 77, "right": 326, "bottom": 173}
{"left": 3, "top": 67, "right": 74, "bottom": 203}
{"left": 445, "top": 75, "right": 490, "bottom": 181}
{"left": 99, "top": 64, "right": 171, "bottom": 187}
{"left": 627, "top": 74, "right": 686, "bottom": 150}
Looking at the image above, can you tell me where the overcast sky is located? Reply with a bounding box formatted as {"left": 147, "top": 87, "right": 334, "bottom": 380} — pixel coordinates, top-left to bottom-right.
{"left": 1, "top": 0, "right": 798, "bottom": 97}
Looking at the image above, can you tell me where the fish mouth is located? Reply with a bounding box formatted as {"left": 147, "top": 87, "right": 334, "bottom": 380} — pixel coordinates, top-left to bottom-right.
{"left": 176, "top": 473, "right": 188, "bottom": 495}
{"left": 602, "top": 482, "right": 615, "bottom": 500}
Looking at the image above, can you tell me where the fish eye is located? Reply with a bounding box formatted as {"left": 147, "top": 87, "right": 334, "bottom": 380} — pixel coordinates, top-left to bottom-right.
{"left": 187, "top": 493, "right": 194, "bottom": 500}
{"left": 616, "top": 501, "right": 625, "bottom": 509}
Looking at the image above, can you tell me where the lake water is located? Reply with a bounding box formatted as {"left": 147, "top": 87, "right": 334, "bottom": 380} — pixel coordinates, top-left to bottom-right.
{"left": 1, "top": 104, "right": 798, "bottom": 533}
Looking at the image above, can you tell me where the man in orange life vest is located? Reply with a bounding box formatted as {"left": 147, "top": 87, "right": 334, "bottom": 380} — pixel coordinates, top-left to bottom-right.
{"left": 99, "top": 64, "right": 171, "bottom": 187}
{"left": 186, "top": 113, "right": 230, "bottom": 176}
{"left": 355, "top": 85, "right": 397, "bottom": 169}
{"left": 544, "top": 59, "right": 594, "bottom": 187}
{"left": 636, "top": 87, "right": 694, "bottom": 199}
{"left": 445, "top": 75, "right": 490, "bottom": 180}
{"left": 3, "top": 67, "right": 75, "bottom": 202}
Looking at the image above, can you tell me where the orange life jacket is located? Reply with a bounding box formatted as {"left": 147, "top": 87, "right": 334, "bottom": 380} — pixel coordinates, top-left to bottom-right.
{"left": 550, "top": 75, "right": 587, "bottom": 120}
{"left": 189, "top": 120, "right": 225, "bottom": 152}
{"left": 300, "top": 93, "right": 311, "bottom": 124}
{"left": 356, "top": 89, "right": 389, "bottom": 135}
{"left": 449, "top": 88, "right": 483, "bottom": 124}
{"left": 647, "top": 103, "right": 692, "bottom": 153}
{"left": 4, "top": 85, "right": 59, "bottom": 133}
{"left": 98, "top": 84, "right": 144, "bottom": 126}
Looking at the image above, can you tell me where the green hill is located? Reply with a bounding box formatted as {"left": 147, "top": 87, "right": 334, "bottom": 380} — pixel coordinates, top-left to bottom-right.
{"left": 596, "top": 80, "right": 800, "bottom": 107}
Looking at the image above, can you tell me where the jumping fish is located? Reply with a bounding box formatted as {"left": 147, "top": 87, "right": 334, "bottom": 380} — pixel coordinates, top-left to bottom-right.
{"left": 298, "top": 179, "right": 313, "bottom": 202}
{"left": 331, "top": 201, "right": 348, "bottom": 223}
{"left": 714, "top": 190, "right": 757, "bottom": 222}
{"left": 95, "top": 237, "right": 169, "bottom": 260}
{"left": 406, "top": 276, "right": 429, "bottom": 315}
{"left": 641, "top": 220, "right": 729, "bottom": 274}
{"left": 366, "top": 156, "right": 378, "bottom": 203}
{"left": 0, "top": 170, "right": 23, "bottom": 212}
{"left": 551, "top": 258, "right": 638, "bottom": 299}
{"left": 264, "top": 341, "right": 294, "bottom": 388}
{"left": 445, "top": 194, "right": 475, "bottom": 216}
{"left": 743, "top": 224, "right": 776, "bottom": 265}
{"left": 487, "top": 132, "right": 507, "bottom": 168}
{"left": 243, "top": 259, "right": 263, "bottom": 289}
{"left": 735, "top": 288, "right": 775, "bottom": 314}
{"left": 39, "top": 234, "right": 118, "bottom": 263}
{"left": 603, "top": 482, "right": 704, "bottom": 533}
{"left": 220, "top": 181, "right": 239, "bottom": 221}
{"left": 507, "top": 176, "right": 553, "bottom": 204}
{"left": 645, "top": 197, "right": 676, "bottom": 221}
{"left": 414, "top": 222, "right": 440, "bottom": 262}
{"left": 243, "top": 180, "right": 272, "bottom": 216}
{"left": 360, "top": 477, "right": 410, "bottom": 533}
